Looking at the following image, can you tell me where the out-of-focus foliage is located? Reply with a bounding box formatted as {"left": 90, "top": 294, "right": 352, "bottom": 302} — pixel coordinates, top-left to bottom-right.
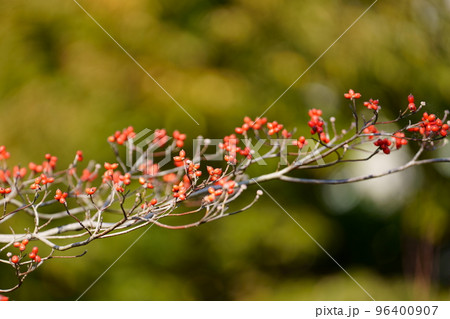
{"left": 0, "top": 0, "right": 449, "bottom": 300}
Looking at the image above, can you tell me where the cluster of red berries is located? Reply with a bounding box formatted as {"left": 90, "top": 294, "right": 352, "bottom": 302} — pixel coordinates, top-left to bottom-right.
{"left": 173, "top": 149, "right": 186, "bottom": 163}
{"left": 12, "top": 166, "right": 26, "bottom": 179}
{"left": 363, "top": 125, "right": 379, "bottom": 140}
{"left": 54, "top": 189, "right": 69, "bottom": 204}
{"left": 172, "top": 130, "right": 187, "bottom": 148}
{"left": 153, "top": 129, "right": 169, "bottom": 147}
{"left": 113, "top": 172, "right": 132, "bottom": 193}
{"left": 267, "top": 121, "right": 284, "bottom": 136}
{"left": 206, "top": 166, "right": 222, "bottom": 181}
{"left": 0, "top": 145, "right": 10, "bottom": 160}
{"left": 186, "top": 160, "right": 202, "bottom": 178}
{"left": 393, "top": 132, "right": 408, "bottom": 149}
{"left": 115, "top": 184, "right": 125, "bottom": 193}
{"left": 28, "top": 162, "right": 44, "bottom": 173}
{"left": 293, "top": 136, "right": 307, "bottom": 149}
{"left": 44, "top": 154, "right": 58, "bottom": 173}
{"left": 108, "top": 126, "right": 136, "bottom": 145}
{"left": 172, "top": 181, "right": 187, "bottom": 201}
{"left": 235, "top": 116, "right": 268, "bottom": 134}
{"left": 219, "top": 134, "right": 252, "bottom": 164}
{"left": 10, "top": 239, "right": 41, "bottom": 265}
{"left": 29, "top": 153, "right": 58, "bottom": 174}
{"left": 364, "top": 99, "right": 380, "bottom": 111}
{"left": 203, "top": 187, "right": 224, "bottom": 203}
{"left": 344, "top": 89, "right": 361, "bottom": 100}
{"left": 407, "top": 94, "right": 417, "bottom": 112}
{"left": 30, "top": 174, "right": 55, "bottom": 190}
{"left": 219, "top": 134, "right": 239, "bottom": 164}
{"left": 0, "top": 187, "right": 12, "bottom": 195}
{"left": 307, "top": 109, "right": 329, "bottom": 143}
{"left": 215, "top": 178, "right": 236, "bottom": 195}
{"left": 245, "top": 116, "right": 267, "bottom": 130}
{"left": 102, "top": 162, "right": 119, "bottom": 183}
{"left": 0, "top": 166, "right": 27, "bottom": 182}
{"left": 235, "top": 117, "right": 271, "bottom": 134}
{"left": 119, "top": 173, "right": 131, "bottom": 185}
{"left": 374, "top": 138, "right": 392, "bottom": 154}
{"left": 408, "top": 112, "right": 449, "bottom": 137}
{"left": 138, "top": 177, "right": 154, "bottom": 189}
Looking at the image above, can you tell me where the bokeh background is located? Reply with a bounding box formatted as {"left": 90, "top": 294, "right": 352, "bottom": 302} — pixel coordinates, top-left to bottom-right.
{"left": 1, "top": 0, "right": 450, "bottom": 300}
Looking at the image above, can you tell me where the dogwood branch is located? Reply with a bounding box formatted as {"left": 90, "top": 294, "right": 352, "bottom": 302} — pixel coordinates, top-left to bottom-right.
{"left": 0, "top": 90, "right": 449, "bottom": 294}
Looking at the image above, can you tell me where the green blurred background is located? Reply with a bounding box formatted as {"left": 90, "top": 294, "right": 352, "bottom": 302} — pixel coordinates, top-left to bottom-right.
{"left": 1, "top": 0, "right": 450, "bottom": 300}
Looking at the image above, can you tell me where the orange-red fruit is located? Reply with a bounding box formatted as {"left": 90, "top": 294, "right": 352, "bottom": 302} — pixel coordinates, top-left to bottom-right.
{"left": 176, "top": 140, "right": 184, "bottom": 148}
{"left": 150, "top": 198, "right": 157, "bottom": 205}
{"left": 408, "top": 103, "right": 416, "bottom": 112}
{"left": 35, "top": 255, "right": 42, "bottom": 263}
{"left": 85, "top": 187, "right": 97, "bottom": 195}
{"left": 11, "top": 255, "right": 19, "bottom": 264}
{"left": 22, "top": 239, "right": 29, "bottom": 245}
{"left": 29, "top": 252, "right": 36, "bottom": 260}
{"left": 32, "top": 246, "right": 39, "bottom": 254}
{"left": 19, "top": 243, "right": 26, "bottom": 251}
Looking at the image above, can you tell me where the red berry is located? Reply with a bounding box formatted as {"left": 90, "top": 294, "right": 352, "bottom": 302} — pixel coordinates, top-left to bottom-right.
{"left": 408, "top": 94, "right": 414, "bottom": 103}
{"left": 150, "top": 198, "right": 157, "bottom": 205}
{"left": 32, "top": 246, "right": 39, "bottom": 254}
{"left": 29, "top": 252, "right": 36, "bottom": 260}
{"left": 85, "top": 187, "right": 97, "bottom": 195}
{"left": 11, "top": 255, "right": 19, "bottom": 264}
{"left": 235, "top": 127, "right": 244, "bottom": 134}
{"left": 34, "top": 255, "right": 42, "bottom": 263}
{"left": 176, "top": 140, "right": 184, "bottom": 148}
{"left": 19, "top": 243, "right": 26, "bottom": 251}
{"left": 21, "top": 239, "right": 29, "bottom": 246}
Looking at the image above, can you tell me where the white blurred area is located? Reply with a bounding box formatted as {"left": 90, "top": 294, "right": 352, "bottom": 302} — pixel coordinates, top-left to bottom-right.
{"left": 322, "top": 147, "right": 424, "bottom": 214}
